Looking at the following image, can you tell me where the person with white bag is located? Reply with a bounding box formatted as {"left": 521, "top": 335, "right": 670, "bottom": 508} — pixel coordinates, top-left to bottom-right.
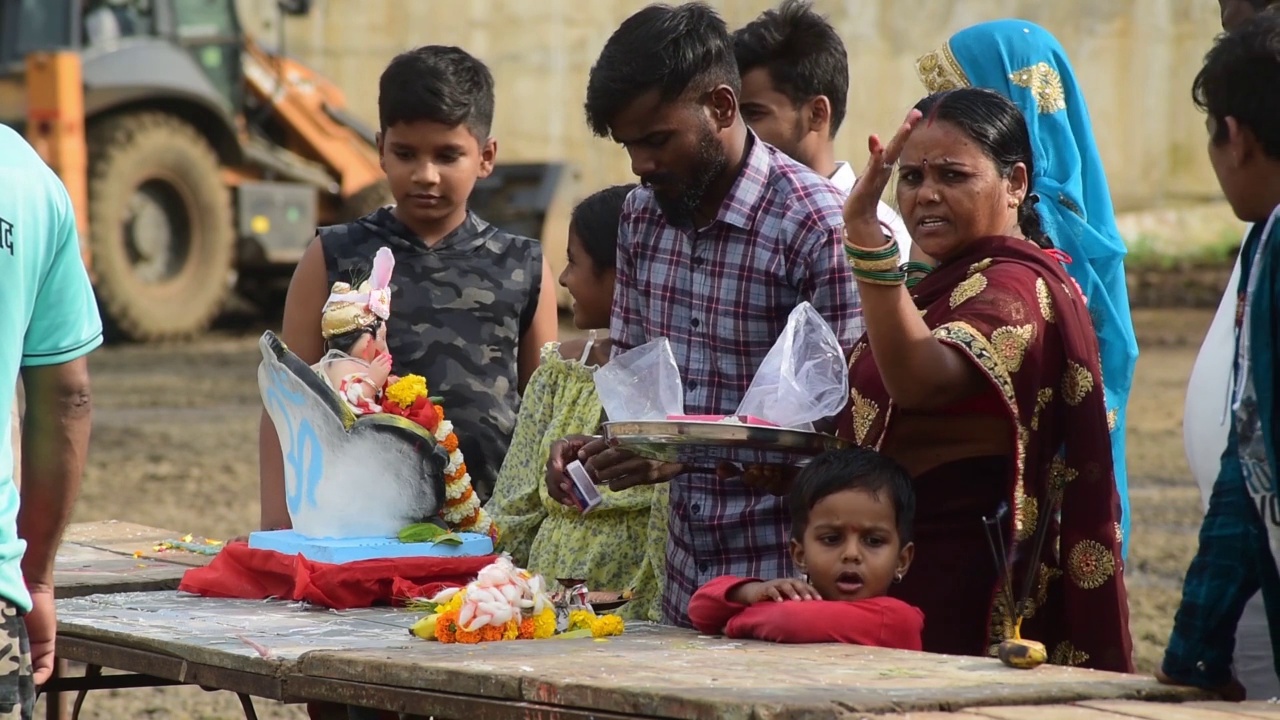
{"left": 1178, "top": 0, "right": 1280, "bottom": 700}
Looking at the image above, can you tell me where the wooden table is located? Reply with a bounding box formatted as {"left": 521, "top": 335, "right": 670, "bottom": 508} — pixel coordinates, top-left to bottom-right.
{"left": 52, "top": 590, "right": 1223, "bottom": 720}
{"left": 44, "top": 524, "right": 1256, "bottom": 720}
{"left": 48, "top": 521, "right": 217, "bottom": 719}
{"left": 56, "top": 520, "right": 215, "bottom": 598}
{"left": 878, "top": 701, "right": 1280, "bottom": 719}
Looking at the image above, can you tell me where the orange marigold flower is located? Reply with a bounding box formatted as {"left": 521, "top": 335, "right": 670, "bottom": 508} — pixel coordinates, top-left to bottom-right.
{"left": 479, "top": 624, "right": 504, "bottom": 642}
{"left": 446, "top": 487, "right": 474, "bottom": 508}
{"left": 454, "top": 628, "right": 482, "bottom": 644}
{"left": 518, "top": 617, "right": 536, "bottom": 640}
{"left": 442, "top": 434, "right": 459, "bottom": 453}
{"left": 457, "top": 508, "right": 481, "bottom": 528}
{"left": 434, "top": 610, "right": 458, "bottom": 643}
{"left": 446, "top": 464, "right": 469, "bottom": 484}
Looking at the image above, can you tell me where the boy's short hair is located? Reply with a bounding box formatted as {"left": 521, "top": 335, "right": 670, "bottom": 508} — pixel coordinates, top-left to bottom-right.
{"left": 584, "top": 2, "right": 741, "bottom": 137}
{"left": 788, "top": 447, "right": 915, "bottom": 544}
{"left": 378, "top": 46, "right": 495, "bottom": 139}
{"left": 732, "top": 0, "right": 849, "bottom": 136}
{"left": 1194, "top": 10, "right": 1280, "bottom": 159}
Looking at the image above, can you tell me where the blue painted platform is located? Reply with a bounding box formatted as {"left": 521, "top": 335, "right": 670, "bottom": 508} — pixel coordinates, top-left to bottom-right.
{"left": 248, "top": 529, "right": 494, "bottom": 564}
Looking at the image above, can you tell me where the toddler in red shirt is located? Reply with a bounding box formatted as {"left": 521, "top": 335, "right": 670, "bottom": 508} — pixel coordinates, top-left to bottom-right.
{"left": 688, "top": 448, "right": 924, "bottom": 650}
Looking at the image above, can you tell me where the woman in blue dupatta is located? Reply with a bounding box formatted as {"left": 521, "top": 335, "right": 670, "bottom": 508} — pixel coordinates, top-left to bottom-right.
{"left": 915, "top": 20, "right": 1139, "bottom": 556}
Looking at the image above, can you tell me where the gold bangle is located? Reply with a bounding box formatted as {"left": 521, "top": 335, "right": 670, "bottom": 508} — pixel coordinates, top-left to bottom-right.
{"left": 849, "top": 255, "right": 901, "bottom": 273}
{"left": 842, "top": 238, "right": 899, "bottom": 262}
{"left": 842, "top": 221, "right": 897, "bottom": 248}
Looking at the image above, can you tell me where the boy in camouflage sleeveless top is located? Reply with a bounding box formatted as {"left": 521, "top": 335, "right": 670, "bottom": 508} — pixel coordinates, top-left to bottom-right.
{"left": 258, "top": 46, "right": 558, "bottom": 532}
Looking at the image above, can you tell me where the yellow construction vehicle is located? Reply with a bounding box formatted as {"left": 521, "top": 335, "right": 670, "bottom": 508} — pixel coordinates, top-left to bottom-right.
{"left": 0, "top": 0, "right": 574, "bottom": 340}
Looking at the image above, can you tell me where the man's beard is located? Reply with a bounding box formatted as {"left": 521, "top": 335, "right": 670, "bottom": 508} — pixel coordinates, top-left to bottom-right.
{"left": 644, "top": 123, "right": 728, "bottom": 227}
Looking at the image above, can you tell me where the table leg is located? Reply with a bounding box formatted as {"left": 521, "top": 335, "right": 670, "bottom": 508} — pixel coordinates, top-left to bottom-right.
{"left": 43, "top": 658, "right": 71, "bottom": 720}
{"left": 70, "top": 665, "right": 100, "bottom": 720}
{"left": 237, "top": 693, "right": 259, "bottom": 720}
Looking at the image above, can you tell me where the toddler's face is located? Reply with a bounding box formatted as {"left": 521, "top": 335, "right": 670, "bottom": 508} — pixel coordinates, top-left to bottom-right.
{"left": 791, "top": 488, "right": 913, "bottom": 602}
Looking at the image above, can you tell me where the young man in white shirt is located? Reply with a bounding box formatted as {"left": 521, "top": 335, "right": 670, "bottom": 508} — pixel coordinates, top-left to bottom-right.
{"left": 1180, "top": 0, "right": 1280, "bottom": 699}
{"left": 733, "top": 0, "right": 912, "bottom": 263}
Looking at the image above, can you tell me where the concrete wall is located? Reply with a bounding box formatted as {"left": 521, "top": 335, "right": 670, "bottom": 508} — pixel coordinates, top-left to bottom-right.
{"left": 238, "top": 0, "right": 1224, "bottom": 217}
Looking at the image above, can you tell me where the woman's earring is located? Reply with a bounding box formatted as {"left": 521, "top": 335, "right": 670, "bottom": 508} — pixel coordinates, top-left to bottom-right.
{"left": 801, "top": 572, "right": 810, "bottom": 584}
{"left": 894, "top": 572, "right": 904, "bottom": 583}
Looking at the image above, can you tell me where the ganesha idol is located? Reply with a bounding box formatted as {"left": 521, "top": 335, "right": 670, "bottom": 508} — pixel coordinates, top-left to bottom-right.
{"left": 251, "top": 247, "right": 497, "bottom": 563}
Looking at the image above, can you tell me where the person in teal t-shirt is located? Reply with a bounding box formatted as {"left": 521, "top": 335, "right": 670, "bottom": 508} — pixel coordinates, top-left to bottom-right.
{"left": 0, "top": 123, "right": 102, "bottom": 716}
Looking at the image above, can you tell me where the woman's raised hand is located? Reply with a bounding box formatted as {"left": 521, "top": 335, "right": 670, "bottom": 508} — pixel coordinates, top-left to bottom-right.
{"left": 843, "top": 109, "right": 923, "bottom": 248}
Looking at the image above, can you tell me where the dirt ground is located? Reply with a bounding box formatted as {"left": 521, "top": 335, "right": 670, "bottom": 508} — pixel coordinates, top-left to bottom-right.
{"left": 47, "top": 308, "right": 1213, "bottom": 719}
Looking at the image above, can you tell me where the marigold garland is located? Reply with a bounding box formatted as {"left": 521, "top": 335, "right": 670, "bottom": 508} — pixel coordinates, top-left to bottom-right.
{"left": 383, "top": 374, "right": 496, "bottom": 540}
{"left": 412, "top": 556, "right": 624, "bottom": 645}
{"left": 384, "top": 375, "right": 427, "bottom": 408}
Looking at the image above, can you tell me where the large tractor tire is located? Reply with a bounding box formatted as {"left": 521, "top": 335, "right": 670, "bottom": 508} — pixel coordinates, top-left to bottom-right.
{"left": 87, "top": 112, "right": 235, "bottom": 341}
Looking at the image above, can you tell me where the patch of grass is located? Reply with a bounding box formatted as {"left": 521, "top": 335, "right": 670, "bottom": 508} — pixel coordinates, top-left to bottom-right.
{"left": 1124, "top": 231, "right": 1240, "bottom": 270}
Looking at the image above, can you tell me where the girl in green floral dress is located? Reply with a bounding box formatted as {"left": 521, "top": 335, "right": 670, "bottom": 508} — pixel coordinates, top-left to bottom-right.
{"left": 487, "top": 184, "right": 666, "bottom": 621}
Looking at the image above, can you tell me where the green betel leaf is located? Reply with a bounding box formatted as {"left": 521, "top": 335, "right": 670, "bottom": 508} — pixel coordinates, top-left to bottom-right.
{"left": 398, "top": 523, "right": 448, "bottom": 543}
{"left": 430, "top": 533, "right": 464, "bottom": 546}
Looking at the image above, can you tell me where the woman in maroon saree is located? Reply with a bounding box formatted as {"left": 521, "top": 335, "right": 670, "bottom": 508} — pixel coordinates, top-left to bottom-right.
{"left": 837, "top": 88, "right": 1131, "bottom": 672}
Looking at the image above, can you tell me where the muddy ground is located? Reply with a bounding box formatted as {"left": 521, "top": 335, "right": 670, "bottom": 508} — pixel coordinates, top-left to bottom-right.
{"left": 48, "top": 308, "right": 1214, "bottom": 719}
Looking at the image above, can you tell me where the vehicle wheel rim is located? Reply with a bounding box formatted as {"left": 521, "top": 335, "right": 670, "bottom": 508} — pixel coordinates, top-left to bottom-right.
{"left": 125, "top": 178, "right": 194, "bottom": 284}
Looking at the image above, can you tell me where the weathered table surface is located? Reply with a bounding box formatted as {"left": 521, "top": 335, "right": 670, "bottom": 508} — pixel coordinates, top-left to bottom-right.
{"left": 874, "top": 700, "right": 1280, "bottom": 719}
{"left": 55, "top": 591, "right": 419, "bottom": 702}
{"left": 56, "top": 520, "right": 215, "bottom": 598}
{"left": 54, "top": 590, "right": 1221, "bottom": 719}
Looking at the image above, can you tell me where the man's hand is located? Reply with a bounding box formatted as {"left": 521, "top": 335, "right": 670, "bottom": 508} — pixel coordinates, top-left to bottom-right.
{"left": 718, "top": 463, "right": 797, "bottom": 496}
{"left": 728, "top": 578, "right": 821, "bottom": 605}
{"left": 586, "top": 440, "right": 683, "bottom": 492}
{"left": 25, "top": 586, "right": 56, "bottom": 686}
{"left": 545, "top": 435, "right": 601, "bottom": 508}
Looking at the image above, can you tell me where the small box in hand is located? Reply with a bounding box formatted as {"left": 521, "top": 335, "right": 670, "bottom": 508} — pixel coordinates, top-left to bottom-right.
{"left": 566, "top": 460, "right": 603, "bottom": 513}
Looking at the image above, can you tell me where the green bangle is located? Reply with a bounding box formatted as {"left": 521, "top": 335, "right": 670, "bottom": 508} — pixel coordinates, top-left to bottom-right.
{"left": 905, "top": 276, "right": 922, "bottom": 289}
{"left": 843, "top": 242, "right": 900, "bottom": 262}
{"left": 853, "top": 268, "right": 907, "bottom": 286}
{"left": 901, "top": 261, "right": 934, "bottom": 275}
{"left": 854, "top": 267, "right": 906, "bottom": 278}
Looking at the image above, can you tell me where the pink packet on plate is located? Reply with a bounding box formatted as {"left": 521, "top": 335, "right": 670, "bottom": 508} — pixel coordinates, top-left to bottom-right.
{"left": 665, "top": 414, "right": 780, "bottom": 427}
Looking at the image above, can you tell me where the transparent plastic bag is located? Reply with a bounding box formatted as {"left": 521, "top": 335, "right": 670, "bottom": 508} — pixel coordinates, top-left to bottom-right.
{"left": 736, "top": 303, "right": 848, "bottom": 431}
{"left": 594, "top": 338, "right": 685, "bottom": 421}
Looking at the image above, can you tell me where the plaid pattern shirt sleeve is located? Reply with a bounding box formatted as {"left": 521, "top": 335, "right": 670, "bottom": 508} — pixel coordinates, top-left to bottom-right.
{"left": 801, "top": 224, "right": 863, "bottom": 350}
{"left": 1162, "top": 427, "right": 1278, "bottom": 688}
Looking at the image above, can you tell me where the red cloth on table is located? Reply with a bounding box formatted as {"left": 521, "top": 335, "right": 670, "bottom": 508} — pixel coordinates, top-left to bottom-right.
{"left": 687, "top": 576, "right": 925, "bottom": 650}
{"left": 177, "top": 542, "right": 497, "bottom": 609}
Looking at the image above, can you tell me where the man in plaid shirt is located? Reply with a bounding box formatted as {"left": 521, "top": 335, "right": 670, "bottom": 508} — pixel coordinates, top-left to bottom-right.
{"left": 551, "top": 2, "right": 861, "bottom": 627}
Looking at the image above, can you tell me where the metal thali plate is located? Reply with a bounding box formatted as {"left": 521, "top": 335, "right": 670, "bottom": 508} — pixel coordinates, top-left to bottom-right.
{"left": 601, "top": 420, "right": 849, "bottom": 468}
